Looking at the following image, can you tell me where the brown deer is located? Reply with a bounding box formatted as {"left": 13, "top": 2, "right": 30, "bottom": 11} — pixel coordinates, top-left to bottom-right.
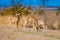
{"left": 19, "top": 14, "right": 39, "bottom": 32}
{"left": 37, "top": 20, "right": 47, "bottom": 29}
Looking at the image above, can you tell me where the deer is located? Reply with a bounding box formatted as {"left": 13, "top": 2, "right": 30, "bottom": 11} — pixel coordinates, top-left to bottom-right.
{"left": 37, "top": 20, "right": 47, "bottom": 29}
{"left": 7, "top": 16, "right": 18, "bottom": 29}
{"left": 19, "top": 14, "right": 39, "bottom": 32}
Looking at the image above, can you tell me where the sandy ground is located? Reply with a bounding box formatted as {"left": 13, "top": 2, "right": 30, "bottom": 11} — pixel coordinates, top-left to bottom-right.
{"left": 0, "top": 26, "right": 60, "bottom": 40}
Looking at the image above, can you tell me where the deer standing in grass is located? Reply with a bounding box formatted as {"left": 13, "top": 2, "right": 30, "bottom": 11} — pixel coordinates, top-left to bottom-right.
{"left": 37, "top": 20, "right": 47, "bottom": 29}
{"left": 7, "top": 16, "right": 17, "bottom": 29}
{"left": 19, "top": 14, "right": 39, "bottom": 32}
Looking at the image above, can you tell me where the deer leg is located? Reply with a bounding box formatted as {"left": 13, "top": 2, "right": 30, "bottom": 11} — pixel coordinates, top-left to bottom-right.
{"left": 23, "top": 21, "right": 27, "bottom": 31}
{"left": 17, "top": 21, "right": 19, "bottom": 28}
{"left": 8, "top": 21, "right": 11, "bottom": 30}
{"left": 33, "top": 23, "right": 37, "bottom": 32}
